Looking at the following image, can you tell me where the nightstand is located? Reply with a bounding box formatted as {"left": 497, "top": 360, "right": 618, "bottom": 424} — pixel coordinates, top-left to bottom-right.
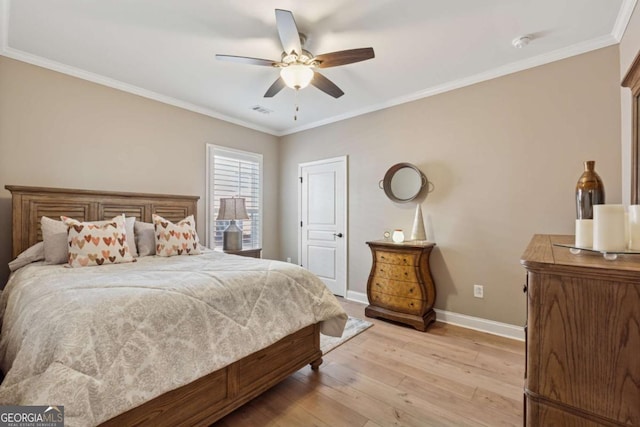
{"left": 365, "top": 240, "right": 437, "bottom": 331}
{"left": 218, "top": 247, "right": 262, "bottom": 258}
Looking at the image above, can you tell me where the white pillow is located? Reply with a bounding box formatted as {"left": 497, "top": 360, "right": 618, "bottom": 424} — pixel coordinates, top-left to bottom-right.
{"left": 8, "top": 241, "right": 45, "bottom": 272}
{"left": 125, "top": 217, "right": 138, "bottom": 257}
{"left": 41, "top": 215, "right": 138, "bottom": 264}
{"left": 41, "top": 216, "right": 68, "bottom": 265}
{"left": 134, "top": 221, "right": 156, "bottom": 257}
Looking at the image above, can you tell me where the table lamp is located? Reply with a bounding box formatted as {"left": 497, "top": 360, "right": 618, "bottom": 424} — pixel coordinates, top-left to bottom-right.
{"left": 217, "top": 197, "right": 249, "bottom": 251}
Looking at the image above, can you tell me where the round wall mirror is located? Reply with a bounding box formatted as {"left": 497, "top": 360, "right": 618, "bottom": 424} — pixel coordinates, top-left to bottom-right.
{"left": 379, "top": 163, "right": 429, "bottom": 203}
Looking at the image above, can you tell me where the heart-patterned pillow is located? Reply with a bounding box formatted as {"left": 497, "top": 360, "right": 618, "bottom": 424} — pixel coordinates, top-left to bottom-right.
{"left": 62, "top": 214, "right": 135, "bottom": 268}
{"left": 152, "top": 214, "right": 201, "bottom": 257}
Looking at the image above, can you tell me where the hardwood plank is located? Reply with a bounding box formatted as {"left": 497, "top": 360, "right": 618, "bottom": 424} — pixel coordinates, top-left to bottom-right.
{"left": 351, "top": 334, "right": 523, "bottom": 398}
{"left": 275, "top": 376, "right": 369, "bottom": 427}
{"left": 331, "top": 338, "right": 477, "bottom": 401}
{"left": 292, "top": 365, "right": 446, "bottom": 427}
{"left": 214, "top": 298, "right": 524, "bottom": 426}
{"left": 398, "top": 376, "right": 521, "bottom": 426}
{"left": 319, "top": 362, "right": 480, "bottom": 426}
{"left": 324, "top": 345, "right": 406, "bottom": 388}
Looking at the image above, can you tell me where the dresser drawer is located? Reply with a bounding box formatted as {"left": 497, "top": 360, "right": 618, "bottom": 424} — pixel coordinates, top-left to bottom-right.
{"left": 376, "top": 251, "right": 416, "bottom": 266}
{"left": 370, "top": 277, "right": 423, "bottom": 299}
{"left": 374, "top": 263, "right": 417, "bottom": 282}
{"left": 369, "top": 291, "right": 423, "bottom": 315}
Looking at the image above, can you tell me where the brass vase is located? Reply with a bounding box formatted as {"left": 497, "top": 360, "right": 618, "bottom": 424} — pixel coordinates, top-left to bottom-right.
{"left": 575, "top": 160, "right": 605, "bottom": 219}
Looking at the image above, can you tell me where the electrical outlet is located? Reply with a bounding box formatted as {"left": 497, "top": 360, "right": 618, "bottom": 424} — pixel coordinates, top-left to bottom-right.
{"left": 474, "top": 284, "right": 484, "bottom": 298}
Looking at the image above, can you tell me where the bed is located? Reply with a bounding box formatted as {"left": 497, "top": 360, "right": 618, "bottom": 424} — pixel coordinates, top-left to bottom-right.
{"left": 1, "top": 185, "right": 347, "bottom": 426}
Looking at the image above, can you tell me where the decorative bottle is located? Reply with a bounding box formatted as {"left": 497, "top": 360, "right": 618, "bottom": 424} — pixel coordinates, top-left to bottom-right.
{"left": 575, "top": 160, "right": 605, "bottom": 219}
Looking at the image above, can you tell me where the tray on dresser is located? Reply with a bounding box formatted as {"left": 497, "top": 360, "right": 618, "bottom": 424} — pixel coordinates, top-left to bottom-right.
{"left": 553, "top": 242, "right": 640, "bottom": 260}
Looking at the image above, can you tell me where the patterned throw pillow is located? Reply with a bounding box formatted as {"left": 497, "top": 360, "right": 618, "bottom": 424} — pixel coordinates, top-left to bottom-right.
{"left": 152, "top": 214, "right": 201, "bottom": 257}
{"left": 62, "top": 214, "right": 135, "bottom": 268}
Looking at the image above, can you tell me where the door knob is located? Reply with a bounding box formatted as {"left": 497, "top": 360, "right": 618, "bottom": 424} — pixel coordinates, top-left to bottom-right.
{"left": 333, "top": 232, "right": 343, "bottom": 238}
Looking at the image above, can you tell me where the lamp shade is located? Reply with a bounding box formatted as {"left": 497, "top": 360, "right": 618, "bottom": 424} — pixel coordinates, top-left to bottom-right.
{"left": 216, "top": 197, "right": 249, "bottom": 220}
{"left": 280, "top": 64, "right": 314, "bottom": 90}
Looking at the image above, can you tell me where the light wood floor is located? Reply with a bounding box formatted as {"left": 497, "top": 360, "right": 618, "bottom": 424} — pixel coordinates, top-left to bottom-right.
{"left": 214, "top": 298, "right": 525, "bottom": 427}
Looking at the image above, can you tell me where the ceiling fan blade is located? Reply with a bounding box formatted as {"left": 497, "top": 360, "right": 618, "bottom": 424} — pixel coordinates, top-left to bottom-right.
{"left": 314, "top": 47, "right": 375, "bottom": 68}
{"left": 275, "top": 9, "right": 302, "bottom": 55}
{"left": 216, "top": 54, "right": 276, "bottom": 67}
{"left": 311, "top": 72, "right": 344, "bottom": 98}
{"left": 264, "top": 77, "right": 286, "bottom": 98}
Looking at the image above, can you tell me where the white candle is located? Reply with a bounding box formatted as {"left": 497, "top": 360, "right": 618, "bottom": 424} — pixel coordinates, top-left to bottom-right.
{"left": 628, "top": 206, "right": 640, "bottom": 250}
{"left": 593, "top": 205, "right": 626, "bottom": 251}
{"left": 392, "top": 229, "right": 404, "bottom": 243}
{"left": 575, "top": 219, "right": 593, "bottom": 248}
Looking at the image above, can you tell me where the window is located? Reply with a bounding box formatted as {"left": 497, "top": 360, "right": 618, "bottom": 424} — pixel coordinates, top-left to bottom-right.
{"left": 206, "top": 144, "right": 263, "bottom": 249}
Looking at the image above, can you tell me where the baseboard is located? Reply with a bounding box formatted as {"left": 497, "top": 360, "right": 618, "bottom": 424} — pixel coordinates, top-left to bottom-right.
{"left": 345, "top": 290, "right": 369, "bottom": 305}
{"left": 434, "top": 309, "right": 524, "bottom": 341}
{"left": 344, "top": 291, "right": 524, "bottom": 341}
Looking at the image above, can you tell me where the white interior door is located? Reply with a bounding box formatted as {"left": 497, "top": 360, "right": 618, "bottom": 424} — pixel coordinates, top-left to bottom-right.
{"left": 299, "top": 156, "right": 347, "bottom": 296}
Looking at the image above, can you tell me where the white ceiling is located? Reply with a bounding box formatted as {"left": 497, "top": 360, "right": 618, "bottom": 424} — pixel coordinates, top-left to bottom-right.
{"left": 0, "top": 0, "right": 635, "bottom": 136}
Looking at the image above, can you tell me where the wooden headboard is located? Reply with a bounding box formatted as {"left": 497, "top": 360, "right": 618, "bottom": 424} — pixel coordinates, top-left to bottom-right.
{"left": 5, "top": 185, "right": 199, "bottom": 258}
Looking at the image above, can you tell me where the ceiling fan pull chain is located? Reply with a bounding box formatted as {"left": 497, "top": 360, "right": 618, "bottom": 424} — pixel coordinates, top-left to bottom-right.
{"left": 294, "top": 89, "right": 299, "bottom": 121}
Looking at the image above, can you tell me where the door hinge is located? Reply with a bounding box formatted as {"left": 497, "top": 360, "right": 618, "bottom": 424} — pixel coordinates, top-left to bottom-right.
{"left": 300, "top": 221, "right": 303, "bottom": 227}
{"left": 299, "top": 176, "right": 303, "bottom": 183}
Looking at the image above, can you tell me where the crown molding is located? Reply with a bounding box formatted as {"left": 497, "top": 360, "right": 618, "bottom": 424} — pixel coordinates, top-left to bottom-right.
{"left": 0, "top": 0, "right": 629, "bottom": 137}
{"left": 613, "top": 0, "right": 638, "bottom": 42}
{"left": 0, "top": 0, "right": 277, "bottom": 137}
{"left": 0, "top": 47, "right": 278, "bottom": 136}
{"left": 280, "top": 34, "right": 619, "bottom": 135}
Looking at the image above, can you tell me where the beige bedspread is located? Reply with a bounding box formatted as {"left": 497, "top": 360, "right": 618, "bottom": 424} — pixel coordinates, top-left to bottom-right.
{"left": 0, "top": 251, "right": 347, "bottom": 426}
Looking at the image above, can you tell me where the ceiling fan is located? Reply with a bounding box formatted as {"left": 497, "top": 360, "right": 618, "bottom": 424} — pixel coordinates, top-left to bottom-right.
{"left": 216, "top": 9, "right": 375, "bottom": 99}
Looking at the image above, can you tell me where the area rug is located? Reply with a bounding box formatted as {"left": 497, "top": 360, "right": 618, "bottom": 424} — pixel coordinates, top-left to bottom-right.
{"left": 320, "top": 316, "right": 373, "bottom": 355}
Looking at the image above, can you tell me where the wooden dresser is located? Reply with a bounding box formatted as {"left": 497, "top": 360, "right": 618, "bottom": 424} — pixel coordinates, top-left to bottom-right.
{"left": 521, "top": 235, "right": 640, "bottom": 426}
{"left": 365, "top": 240, "right": 436, "bottom": 331}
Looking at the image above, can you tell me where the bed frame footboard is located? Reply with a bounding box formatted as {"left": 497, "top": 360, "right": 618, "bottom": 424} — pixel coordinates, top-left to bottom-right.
{"left": 100, "top": 323, "right": 322, "bottom": 426}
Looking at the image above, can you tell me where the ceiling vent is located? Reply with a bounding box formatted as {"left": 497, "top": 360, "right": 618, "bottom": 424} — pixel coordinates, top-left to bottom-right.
{"left": 251, "top": 105, "right": 273, "bottom": 114}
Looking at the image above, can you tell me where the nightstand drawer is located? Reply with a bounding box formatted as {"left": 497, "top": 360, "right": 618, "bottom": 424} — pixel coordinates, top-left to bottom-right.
{"left": 375, "top": 251, "right": 416, "bottom": 266}
{"left": 373, "top": 263, "right": 417, "bottom": 282}
{"left": 370, "top": 277, "right": 423, "bottom": 299}
{"left": 369, "top": 291, "right": 422, "bottom": 315}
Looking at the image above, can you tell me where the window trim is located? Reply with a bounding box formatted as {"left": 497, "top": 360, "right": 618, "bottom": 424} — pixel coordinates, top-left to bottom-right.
{"left": 205, "top": 144, "right": 264, "bottom": 249}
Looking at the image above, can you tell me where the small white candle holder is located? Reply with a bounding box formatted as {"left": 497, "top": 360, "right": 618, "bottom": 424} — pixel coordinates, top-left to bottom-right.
{"left": 392, "top": 229, "right": 405, "bottom": 243}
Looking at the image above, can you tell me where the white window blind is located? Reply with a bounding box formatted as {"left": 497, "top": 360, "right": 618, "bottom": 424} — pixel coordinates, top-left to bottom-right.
{"left": 206, "top": 145, "right": 263, "bottom": 249}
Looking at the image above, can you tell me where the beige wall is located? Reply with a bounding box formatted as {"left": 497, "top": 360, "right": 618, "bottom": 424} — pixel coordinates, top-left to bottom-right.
{"left": 279, "top": 46, "right": 622, "bottom": 326}
{"left": 620, "top": 2, "right": 640, "bottom": 205}
{"left": 0, "top": 56, "right": 280, "bottom": 285}
{"left": 0, "top": 45, "right": 624, "bottom": 326}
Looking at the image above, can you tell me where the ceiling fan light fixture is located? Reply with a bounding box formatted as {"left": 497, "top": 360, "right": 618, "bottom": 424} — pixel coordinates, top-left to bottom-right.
{"left": 280, "top": 64, "right": 314, "bottom": 90}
